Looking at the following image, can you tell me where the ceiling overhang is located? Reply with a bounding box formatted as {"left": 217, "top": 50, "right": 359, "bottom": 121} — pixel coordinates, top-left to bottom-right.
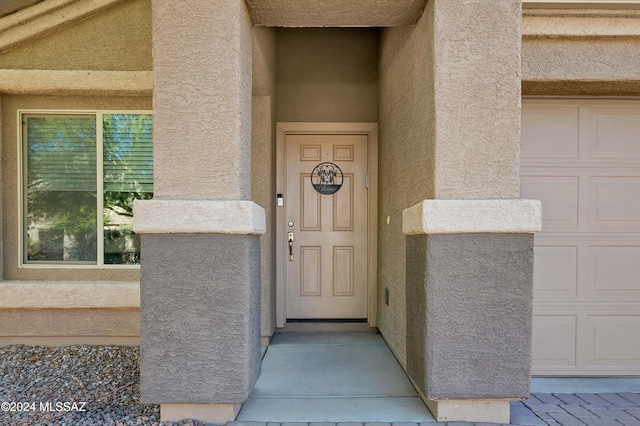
{"left": 244, "top": 0, "right": 427, "bottom": 27}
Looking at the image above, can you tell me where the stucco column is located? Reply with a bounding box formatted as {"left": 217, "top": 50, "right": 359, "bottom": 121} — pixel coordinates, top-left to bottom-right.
{"left": 400, "top": 0, "right": 540, "bottom": 423}
{"left": 133, "top": 1, "right": 262, "bottom": 424}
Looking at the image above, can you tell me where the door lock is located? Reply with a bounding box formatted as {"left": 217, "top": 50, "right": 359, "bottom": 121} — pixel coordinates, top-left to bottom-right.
{"left": 288, "top": 232, "right": 294, "bottom": 261}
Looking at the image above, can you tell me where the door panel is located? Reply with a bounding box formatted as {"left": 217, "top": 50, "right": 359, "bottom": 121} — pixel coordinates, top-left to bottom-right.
{"left": 522, "top": 99, "right": 640, "bottom": 375}
{"left": 285, "top": 134, "right": 368, "bottom": 319}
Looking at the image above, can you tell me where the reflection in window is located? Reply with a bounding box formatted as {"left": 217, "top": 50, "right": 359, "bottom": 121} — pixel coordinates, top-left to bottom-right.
{"left": 23, "top": 113, "right": 152, "bottom": 266}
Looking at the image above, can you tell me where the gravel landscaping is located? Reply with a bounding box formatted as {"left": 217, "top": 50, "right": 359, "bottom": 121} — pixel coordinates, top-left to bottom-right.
{"left": 0, "top": 345, "right": 209, "bottom": 426}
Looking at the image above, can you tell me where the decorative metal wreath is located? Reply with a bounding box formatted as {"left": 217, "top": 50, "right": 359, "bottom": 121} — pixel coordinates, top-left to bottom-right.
{"left": 311, "top": 162, "right": 343, "bottom": 195}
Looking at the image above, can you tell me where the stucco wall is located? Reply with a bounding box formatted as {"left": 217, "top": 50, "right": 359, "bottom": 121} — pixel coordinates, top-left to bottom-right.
{"left": 152, "top": 0, "right": 253, "bottom": 200}
{"left": 251, "top": 26, "right": 277, "bottom": 340}
{"left": 521, "top": 10, "right": 640, "bottom": 96}
{"left": 0, "top": 0, "right": 151, "bottom": 71}
{"left": 277, "top": 28, "right": 378, "bottom": 123}
{"left": 432, "top": 0, "right": 521, "bottom": 200}
{"left": 253, "top": 96, "right": 276, "bottom": 340}
{"left": 378, "top": 3, "right": 436, "bottom": 367}
{"left": 140, "top": 233, "right": 261, "bottom": 403}
{"left": 1, "top": 95, "right": 151, "bottom": 281}
{"left": 522, "top": 38, "right": 640, "bottom": 96}
{"left": 406, "top": 233, "right": 533, "bottom": 400}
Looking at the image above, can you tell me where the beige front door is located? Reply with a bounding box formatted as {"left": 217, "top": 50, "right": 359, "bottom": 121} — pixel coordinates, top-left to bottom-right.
{"left": 284, "top": 133, "right": 369, "bottom": 319}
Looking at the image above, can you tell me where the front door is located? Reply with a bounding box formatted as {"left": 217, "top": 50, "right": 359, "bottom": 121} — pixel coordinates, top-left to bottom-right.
{"left": 284, "top": 132, "right": 369, "bottom": 319}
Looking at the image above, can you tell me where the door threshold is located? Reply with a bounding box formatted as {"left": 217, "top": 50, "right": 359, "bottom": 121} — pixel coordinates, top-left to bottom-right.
{"left": 280, "top": 321, "right": 376, "bottom": 333}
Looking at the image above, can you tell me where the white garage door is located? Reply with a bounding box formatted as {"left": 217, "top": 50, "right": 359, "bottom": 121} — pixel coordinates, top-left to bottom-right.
{"left": 521, "top": 99, "right": 640, "bottom": 376}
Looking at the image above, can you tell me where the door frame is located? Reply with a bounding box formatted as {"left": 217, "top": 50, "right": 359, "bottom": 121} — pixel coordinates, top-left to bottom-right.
{"left": 276, "top": 122, "right": 378, "bottom": 328}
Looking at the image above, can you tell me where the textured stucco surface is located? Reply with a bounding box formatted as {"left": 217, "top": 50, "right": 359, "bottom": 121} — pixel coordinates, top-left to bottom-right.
{"left": 432, "top": 0, "right": 521, "bottom": 199}
{"left": 252, "top": 96, "right": 277, "bottom": 339}
{"left": 1, "top": 95, "right": 151, "bottom": 281}
{"left": 140, "top": 234, "right": 261, "bottom": 404}
{"left": 523, "top": 38, "right": 640, "bottom": 81}
{"left": 377, "top": 0, "right": 522, "bottom": 367}
{"left": 0, "top": 69, "right": 152, "bottom": 96}
{"left": 277, "top": 28, "right": 378, "bottom": 123}
{"left": 0, "top": 281, "right": 139, "bottom": 308}
{"left": 133, "top": 200, "right": 266, "bottom": 235}
{"left": 0, "top": 308, "right": 139, "bottom": 339}
{"left": 245, "top": 0, "right": 425, "bottom": 27}
{"left": 402, "top": 200, "right": 542, "bottom": 235}
{"left": 406, "top": 233, "right": 533, "bottom": 400}
{"left": 522, "top": 11, "right": 640, "bottom": 96}
{"left": 252, "top": 27, "right": 277, "bottom": 97}
{"left": 378, "top": 3, "right": 435, "bottom": 366}
{"left": 152, "top": 0, "right": 252, "bottom": 200}
{"left": 0, "top": 0, "right": 151, "bottom": 71}
{"left": 523, "top": 9, "right": 640, "bottom": 37}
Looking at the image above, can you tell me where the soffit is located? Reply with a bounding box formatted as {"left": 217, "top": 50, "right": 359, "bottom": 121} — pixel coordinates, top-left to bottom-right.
{"left": 244, "top": 0, "right": 426, "bottom": 27}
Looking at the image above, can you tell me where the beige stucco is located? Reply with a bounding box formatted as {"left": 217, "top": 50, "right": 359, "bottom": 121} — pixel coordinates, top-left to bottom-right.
{"left": 133, "top": 200, "right": 266, "bottom": 235}
{"left": 277, "top": 28, "right": 379, "bottom": 123}
{"left": 1, "top": 95, "right": 151, "bottom": 281}
{"left": 0, "top": 308, "right": 139, "bottom": 346}
{"left": 0, "top": 69, "right": 152, "bottom": 96}
{"left": 402, "top": 200, "right": 542, "bottom": 235}
{"left": 432, "top": 0, "right": 521, "bottom": 200}
{"left": 245, "top": 0, "right": 426, "bottom": 27}
{"left": 377, "top": 0, "right": 522, "bottom": 366}
{"left": 0, "top": 278, "right": 140, "bottom": 345}
{"left": 378, "top": 3, "right": 435, "bottom": 366}
{"left": 252, "top": 27, "right": 277, "bottom": 97}
{"left": 523, "top": 8, "right": 640, "bottom": 37}
{"left": 250, "top": 26, "right": 277, "bottom": 339}
{"left": 151, "top": 0, "right": 253, "bottom": 200}
{"left": 522, "top": 9, "right": 640, "bottom": 95}
{"left": 0, "top": 0, "right": 151, "bottom": 71}
{"left": 253, "top": 96, "right": 277, "bottom": 339}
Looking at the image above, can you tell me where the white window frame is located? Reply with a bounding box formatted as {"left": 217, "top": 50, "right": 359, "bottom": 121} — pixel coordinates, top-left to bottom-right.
{"left": 18, "top": 109, "right": 153, "bottom": 269}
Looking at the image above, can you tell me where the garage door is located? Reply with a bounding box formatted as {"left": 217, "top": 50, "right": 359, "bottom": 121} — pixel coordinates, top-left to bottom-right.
{"left": 521, "top": 99, "right": 640, "bottom": 376}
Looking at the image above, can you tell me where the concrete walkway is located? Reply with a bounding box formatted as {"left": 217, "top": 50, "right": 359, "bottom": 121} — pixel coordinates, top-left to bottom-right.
{"left": 231, "top": 331, "right": 640, "bottom": 426}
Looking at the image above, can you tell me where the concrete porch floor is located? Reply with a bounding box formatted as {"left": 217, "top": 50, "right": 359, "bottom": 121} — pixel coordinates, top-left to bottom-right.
{"left": 236, "top": 331, "right": 435, "bottom": 423}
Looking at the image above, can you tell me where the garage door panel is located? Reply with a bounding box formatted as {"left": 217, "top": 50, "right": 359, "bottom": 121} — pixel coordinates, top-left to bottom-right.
{"left": 590, "top": 177, "right": 640, "bottom": 228}
{"left": 590, "top": 108, "right": 640, "bottom": 159}
{"left": 588, "top": 315, "right": 640, "bottom": 365}
{"left": 588, "top": 245, "right": 640, "bottom": 297}
{"left": 522, "top": 106, "right": 579, "bottom": 159}
{"left": 532, "top": 315, "right": 577, "bottom": 367}
{"left": 533, "top": 245, "right": 578, "bottom": 299}
{"left": 524, "top": 99, "right": 640, "bottom": 376}
{"left": 521, "top": 176, "right": 579, "bottom": 229}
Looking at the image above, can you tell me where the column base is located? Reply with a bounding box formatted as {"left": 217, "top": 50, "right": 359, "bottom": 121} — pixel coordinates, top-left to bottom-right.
{"left": 161, "top": 403, "right": 241, "bottom": 424}
{"left": 426, "top": 399, "right": 511, "bottom": 424}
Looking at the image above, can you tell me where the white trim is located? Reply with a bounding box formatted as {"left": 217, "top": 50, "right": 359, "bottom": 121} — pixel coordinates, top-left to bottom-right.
{"left": 402, "top": 200, "right": 542, "bottom": 235}
{"left": 275, "top": 122, "right": 378, "bottom": 328}
{"left": 0, "top": 281, "right": 139, "bottom": 309}
{"left": 132, "top": 200, "right": 266, "bottom": 235}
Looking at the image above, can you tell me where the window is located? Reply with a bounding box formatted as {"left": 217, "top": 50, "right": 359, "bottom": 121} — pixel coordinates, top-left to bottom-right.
{"left": 21, "top": 112, "right": 152, "bottom": 266}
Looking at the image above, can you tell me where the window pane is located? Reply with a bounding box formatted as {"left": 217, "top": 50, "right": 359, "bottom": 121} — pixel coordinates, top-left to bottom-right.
{"left": 103, "top": 114, "right": 153, "bottom": 265}
{"left": 25, "top": 116, "right": 97, "bottom": 262}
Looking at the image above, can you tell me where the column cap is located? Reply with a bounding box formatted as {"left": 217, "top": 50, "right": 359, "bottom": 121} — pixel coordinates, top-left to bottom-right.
{"left": 403, "top": 199, "right": 542, "bottom": 235}
{"left": 133, "top": 200, "right": 266, "bottom": 235}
